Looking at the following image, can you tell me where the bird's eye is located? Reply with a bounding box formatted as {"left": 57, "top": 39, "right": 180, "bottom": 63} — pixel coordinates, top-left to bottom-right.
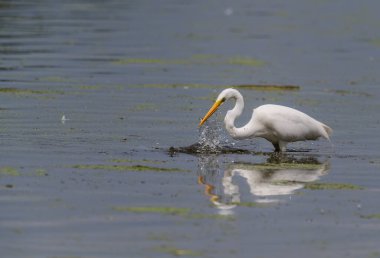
{"left": 222, "top": 97, "right": 226, "bottom": 102}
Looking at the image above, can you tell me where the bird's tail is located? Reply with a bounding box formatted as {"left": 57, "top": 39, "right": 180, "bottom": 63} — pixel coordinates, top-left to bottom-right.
{"left": 321, "top": 123, "right": 333, "bottom": 140}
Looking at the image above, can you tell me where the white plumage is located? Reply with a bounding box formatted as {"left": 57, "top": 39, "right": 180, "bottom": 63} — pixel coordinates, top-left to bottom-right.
{"left": 199, "top": 88, "right": 332, "bottom": 152}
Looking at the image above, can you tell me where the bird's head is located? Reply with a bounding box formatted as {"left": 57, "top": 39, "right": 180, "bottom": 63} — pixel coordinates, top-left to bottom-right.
{"left": 199, "top": 88, "right": 239, "bottom": 126}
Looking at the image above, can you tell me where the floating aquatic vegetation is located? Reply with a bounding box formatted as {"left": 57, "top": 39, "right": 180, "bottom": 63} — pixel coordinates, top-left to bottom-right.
{"left": 369, "top": 38, "right": 380, "bottom": 47}
{"left": 130, "top": 83, "right": 299, "bottom": 92}
{"left": 113, "top": 206, "right": 191, "bottom": 216}
{"left": 304, "top": 182, "right": 364, "bottom": 190}
{"left": 113, "top": 206, "right": 234, "bottom": 221}
{"left": 72, "top": 164, "right": 189, "bottom": 172}
{"left": 0, "top": 87, "right": 64, "bottom": 95}
{"left": 78, "top": 85, "right": 101, "bottom": 90}
{"left": 112, "top": 58, "right": 170, "bottom": 65}
{"left": 35, "top": 169, "right": 48, "bottom": 177}
{"left": 110, "top": 158, "right": 166, "bottom": 164}
{"left": 112, "top": 55, "right": 267, "bottom": 68}
{"left": 185, "top": 213, "right": 234, "bottom": 220}
{"left": 235, "top": 84, "right": 300, "bottom": 91}
{"left": 129, "top": 83, "right": 217, "bottom": 89}
{"left": 369, "top": 159, "right": 380, "bottom": 166}
{"left": 227, "top": 56, "right": 266, "bottom": 67}
{"left": 37, "top": 76, "right": 74, "bottom": 83}
{"left": 131, "top": 103, "right": 158, "bottom": 111}
{"left": 191, "top": 54, "right": 221, "bottom": 60}
{"left": 153, "top": 245, "right": 202, "bottom": 257}
{"left": 180, "top": 32, "right": 215, "bottom": 41}
{"left": 326, "top": 89, "right": 372, "bottom": 97}
{"left": 360, "top": 214, "right": 380, "bottom": 219}
{"left": 230, "top": 202, "right": 267, "bottom": 208}
{"left": 0, "top": 167, "right": 19, "bottom": 176}
{"left": 240, "top": 162, "right": 325, "bottom": 171}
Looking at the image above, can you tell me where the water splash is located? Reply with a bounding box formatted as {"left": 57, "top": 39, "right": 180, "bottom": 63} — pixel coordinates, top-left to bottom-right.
{"left": 168, "top": 111, "right": 249, "bottom": 156}
{"left": 197, "top": 111, "right": 227, "bottom": 153}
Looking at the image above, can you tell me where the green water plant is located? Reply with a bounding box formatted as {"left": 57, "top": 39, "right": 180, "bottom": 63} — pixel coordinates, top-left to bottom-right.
{"left": 153, "top": 245, "right": 202, "bottom": 257}
{"left": 130, "top": 83, "right": 300, "bottom": 92}
{"left": 72, "top": 164, "right": 189, "bottom": 173}
{"left": 304, "top": 182, "right": 364, "bottom": 190}
{"left": 360, "top": 214, "right": 380, "bottom": 220}
{"left": 113, "top": 206, "right": 234, "bottom": 221}
{"left": 227, "top": 56, "right": 266, "bottom": 67}
{"left": 112, "top": 206, "right": 191, "bottom": 216}
{"left": 0, "top": 167, "right": 19, "bottom": 176}
{"left": 0, "top": 88, "right": 63, "bottom": 95}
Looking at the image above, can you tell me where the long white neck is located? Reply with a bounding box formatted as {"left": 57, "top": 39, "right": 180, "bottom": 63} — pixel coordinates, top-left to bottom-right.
{"left": 224, "top": 91, "right": 246, "bottom": 139}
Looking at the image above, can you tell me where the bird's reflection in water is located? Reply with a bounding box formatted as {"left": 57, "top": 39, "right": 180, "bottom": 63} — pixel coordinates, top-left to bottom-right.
{"left": 197, "top": 154, "right": 330, "bottom": 215}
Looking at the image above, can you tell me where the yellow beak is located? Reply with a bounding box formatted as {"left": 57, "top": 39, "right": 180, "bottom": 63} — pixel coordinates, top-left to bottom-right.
{"left": 199, "top": 99, "right": 223, "bottom": 127}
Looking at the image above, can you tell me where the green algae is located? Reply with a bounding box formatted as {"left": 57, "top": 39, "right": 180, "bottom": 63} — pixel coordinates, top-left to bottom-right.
{"left": 113, "top": 206, "right": 191, "bottom": 216}
{"left": 360, "top": 214, "right": 380, "bottom": 220}
{"left": 49, "top": 256, "right": 84, "bottom": 258}
{"left": 72, "top": 164, "right": 189, "bottom": 173}
{"left": 191, "top": 54, "right": 221, "bottom": 60}
{"left": 227, "top": 56, "right": 266, "bottom": 67}
{"left": 231, "top": 162, "right": 324, "bottom": 171}
{"left": 0, "top": 88, "right": 64, "bottom": 95}
{"left": 130, "top": 83, "right": 299, "bottom": 92}
{"left": 369, "top": 38, "right": 380, "bottom": 47}
{"left": 131, "top": 103, "right": 158, "bottom": 111}
{"left": 304, "top": 182, "right": 364, "bottom": 190}
{"left": 326, "top": 89, "right": 372, "bottom": 97}
{"left": 129, "top": 83, "right": 217, "bottom": 89}
{"left": 35, "top": 169, "right": 48, "bottom": 177}
{"left": 153, "top": 245, "right": 202, "bottom": 257}
{"left": 112, "top": 58, "right": 169, "bottom": 65}
{"left": 181, "top": 32, "right": 215, "bottom": 41}
{"left": 235, "top": 84, "right": 300, "bottom": 91}
{"left": 0, "top": 167, "right": 20, "bottom": 176}
{"left": 110, "top": 158, "right": 165, "bottom": 164}
{"left": 37, "top": 76, "right": 73, "bottom": 83}
{"left": 113, "top": 206, "right": 234, "bottom": 221}
{"left": 366, "top": 251, "right": 380, "bottom": 258}
{"left": 185, "top": 213, "right": 234, "bottom": 221}
{"left": 369, "top": 159, "right": 380, "bottom": 166}
{"left": 78, "top": 85, "right": 101, "bottom": 90}
{"left": 112, "top": 55, "right": 267, "bottom": 67}
{"left": 230, "top": 202, "right": 267, "bottom": 208}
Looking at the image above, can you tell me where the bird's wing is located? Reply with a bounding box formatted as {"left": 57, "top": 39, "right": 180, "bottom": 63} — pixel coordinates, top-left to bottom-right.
{"left": 254, "top": 105, "right": 323, "bottom": 141}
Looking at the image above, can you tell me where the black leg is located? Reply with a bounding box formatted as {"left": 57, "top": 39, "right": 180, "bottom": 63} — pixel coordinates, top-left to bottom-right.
{"left": 272, "top": 142, "right": 280, "bottom": 152}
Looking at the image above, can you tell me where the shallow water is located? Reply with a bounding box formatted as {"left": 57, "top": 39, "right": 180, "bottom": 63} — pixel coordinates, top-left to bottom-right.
{"left": 1, "top": 1, "right": 380, "bottom": 258}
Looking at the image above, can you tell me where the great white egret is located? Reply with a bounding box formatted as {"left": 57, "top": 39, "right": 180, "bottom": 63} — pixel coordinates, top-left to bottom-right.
{"left": 199, "top": 88, "right": 332, "bottom": 152}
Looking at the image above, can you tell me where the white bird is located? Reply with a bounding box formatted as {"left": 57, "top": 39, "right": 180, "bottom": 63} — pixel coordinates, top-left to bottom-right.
{"left": 199, "top": 88, "right": 332, "bottom": 152}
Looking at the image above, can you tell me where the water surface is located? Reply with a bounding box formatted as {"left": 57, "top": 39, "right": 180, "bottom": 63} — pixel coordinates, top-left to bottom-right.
{"left": 1, "top": 1, "right": 380, "bottom": 258}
